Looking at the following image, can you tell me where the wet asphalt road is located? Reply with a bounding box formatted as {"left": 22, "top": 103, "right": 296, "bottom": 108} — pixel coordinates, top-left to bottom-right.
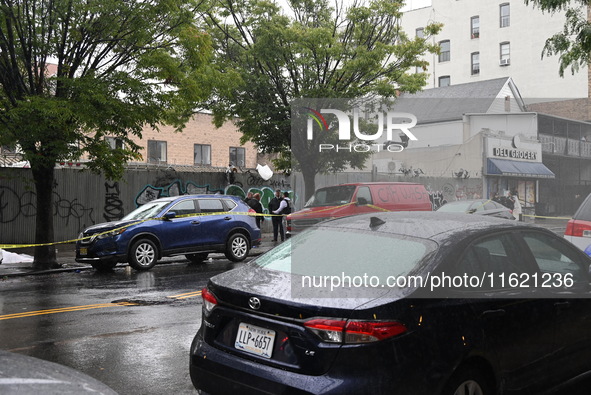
{"left": 0, "top": 259, "right": 244, "bottom": 395}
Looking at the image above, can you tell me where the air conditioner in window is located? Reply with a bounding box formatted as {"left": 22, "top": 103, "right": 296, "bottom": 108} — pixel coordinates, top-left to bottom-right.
{"left": 500, "top": 59, "right": 510, "bottom": 66}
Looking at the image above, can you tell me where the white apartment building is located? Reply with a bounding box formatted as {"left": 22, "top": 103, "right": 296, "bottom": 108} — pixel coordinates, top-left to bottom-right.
{"left": 402, "top": 0, "right": 588, "bottom": 101}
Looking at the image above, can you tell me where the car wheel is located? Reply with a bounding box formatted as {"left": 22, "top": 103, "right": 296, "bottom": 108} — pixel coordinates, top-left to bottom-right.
{"left": 129, "top": 239, "right": 158, "bottom": 271}
{"left": 224, "top": 233, "right": 250, "bottom": 262}
{"left": 442, "top": 366, "right": 493, "bottom": 395}
{"left": 90, "top": 260, "right": 117, "bottom": 272}
{"left": 186, "top": 253, "right": 208, "bottom": 264}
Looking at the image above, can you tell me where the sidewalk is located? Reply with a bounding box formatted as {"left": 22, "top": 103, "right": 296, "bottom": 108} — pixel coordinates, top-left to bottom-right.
{"left": 0, "top": 233, "right": 278, "bottom": 278}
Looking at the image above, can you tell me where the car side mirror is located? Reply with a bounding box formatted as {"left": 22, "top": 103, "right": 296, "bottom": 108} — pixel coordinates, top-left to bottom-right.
{"left": 163, "top": 211, "right": 176, "bottom": 220}
{"left": 356, "top": 197, "right": 368, "bottom": 206}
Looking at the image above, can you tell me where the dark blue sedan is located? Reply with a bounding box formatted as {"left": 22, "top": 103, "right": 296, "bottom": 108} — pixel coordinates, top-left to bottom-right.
{"left": 76, "top": 195, "right": 261, "bottom": 271}
{"left": 190, "top": 212, "right": 591, "bottom": 395}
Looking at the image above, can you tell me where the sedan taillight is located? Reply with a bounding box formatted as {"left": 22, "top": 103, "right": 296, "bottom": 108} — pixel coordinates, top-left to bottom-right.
{"left": 304, "top": 318, "right": 407, "bottom": 344}
{"left": 565, "top": 219, "right": 591, "bottom": 237}
{"left": 202, "top": 287, "right": 218, "bottom": 316}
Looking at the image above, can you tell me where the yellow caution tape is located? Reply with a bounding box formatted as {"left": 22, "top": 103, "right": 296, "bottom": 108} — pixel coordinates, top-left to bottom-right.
{"left": 522, "top": 214, "right": 572, "bottom": 220}
{"left": 287, "top": 202, "right": 356, "bottom": 217}
{"left": 0, "top": 211, "right": 282, "bottom": 249}
{"left": 2, "top": 206, "right": 573, "bottom": 250}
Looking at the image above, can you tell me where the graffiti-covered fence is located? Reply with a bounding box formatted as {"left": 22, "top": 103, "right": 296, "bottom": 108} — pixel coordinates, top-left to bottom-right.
{"left": 0, "top": 167, "right": 292, "bottom": 244}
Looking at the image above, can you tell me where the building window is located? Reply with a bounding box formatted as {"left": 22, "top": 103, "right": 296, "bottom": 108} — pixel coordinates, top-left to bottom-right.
{"left": 438, "top": 40, "right": 450, "bottom": 62}
{"left": 471, "top": 16, "right": 480, "bottom": 38}
{"left": 229, "top": 147, "right": 245, "bottom": 167}
{"left": 147, "top": 140, "right": 167, "bottom": 164}
{"left": 194, "top": 144, "right": 211, "bottom": 166}
{"left": 105, "top": 136, "right": 124, "bottom": 150}
{"left": 500, "top": 3, "right": 510, "bottom": 28}
{"left": 415, "top": 27, "right": 424, "bottom": 38}
{"left": 500, "top": 42, "right": 510, "bottom": 66}
{"left": 438, "top": 76, "right": 451, "bottom": 87}
{"left": 471, "top": 52, "right": 480, "bottom": 75}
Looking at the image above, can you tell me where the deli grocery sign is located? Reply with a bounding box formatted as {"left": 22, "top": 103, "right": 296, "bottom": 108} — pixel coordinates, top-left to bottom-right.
{"left": 492, "top": 147, "right": 537, "bottom": 160}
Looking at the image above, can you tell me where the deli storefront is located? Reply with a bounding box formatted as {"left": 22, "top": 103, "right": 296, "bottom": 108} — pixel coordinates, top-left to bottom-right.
{"left": 484, "top": 136, "right": 555, "bottom": 218}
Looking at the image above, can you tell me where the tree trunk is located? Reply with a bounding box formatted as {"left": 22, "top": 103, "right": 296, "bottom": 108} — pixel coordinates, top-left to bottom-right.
{"left": 31, "top": 162, "right": 58, "bottom": 269}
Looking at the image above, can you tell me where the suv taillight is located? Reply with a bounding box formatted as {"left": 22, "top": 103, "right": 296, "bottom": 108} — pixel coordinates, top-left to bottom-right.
{"left": 564, "top": 219, "right": 591, "bottom": 237}
{"left": 304, "top": 318, "right": 407, "bottom": 344}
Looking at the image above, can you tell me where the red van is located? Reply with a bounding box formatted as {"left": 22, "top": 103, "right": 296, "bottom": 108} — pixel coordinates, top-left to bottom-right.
{"left": 286, "top": 182, "right": 432, "bottom": 236}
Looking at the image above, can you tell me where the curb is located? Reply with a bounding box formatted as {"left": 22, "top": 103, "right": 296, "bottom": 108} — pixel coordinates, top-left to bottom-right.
{"left": 1, "top": 243, "right": 275, "bottom": 278}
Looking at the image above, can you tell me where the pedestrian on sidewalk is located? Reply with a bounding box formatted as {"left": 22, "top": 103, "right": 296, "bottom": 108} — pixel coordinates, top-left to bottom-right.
{"left": 269, "top": 189, "right": 284, "bottom": 242}
{"left": 247, "top": 193, "right": 265, "bottom": 229}
{"left": 511, "top": 189, "right": 522, "bottom": 221}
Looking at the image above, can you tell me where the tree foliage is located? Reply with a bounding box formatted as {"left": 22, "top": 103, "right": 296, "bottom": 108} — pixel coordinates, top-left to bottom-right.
{"left": 0, "top": 0, "right": 213, "bottom": 267}
{"left": 525, "top": 0, "right": 591, "bottom": 76}
{"left": 201, "top": 0, "right": 441, "bottom": 199}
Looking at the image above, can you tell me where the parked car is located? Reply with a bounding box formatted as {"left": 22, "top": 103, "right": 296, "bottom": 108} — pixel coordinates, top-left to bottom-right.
{"left": 286, "top": 182, "right": 432, "bottom": 236}
{"left": 0, "top": 249, "right": 3, "bottom": 264}
{"left": 436, "top": 199, "right": 514, "bottom": 220}
{"left": 76, "top": 195, "right": 261, "bottom": 271}
{"left": 190, "top": 212, "right": 591, "bottom": 395}
{"left": 0, "top": 350, "right": 117, "bottom": 394}
{"left": 565, "top": 192, "right": 591, "bottom": 253}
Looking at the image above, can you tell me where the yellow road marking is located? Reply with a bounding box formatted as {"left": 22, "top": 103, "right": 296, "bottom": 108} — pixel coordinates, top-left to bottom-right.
{"left": 0, "top": 291, "right": 203, "bottom": 321}
{"left": 167, "top": 291, "right": 202, "bottom": 300}
{"left": 0, "top": 302, "right": 136, "bottom": 321}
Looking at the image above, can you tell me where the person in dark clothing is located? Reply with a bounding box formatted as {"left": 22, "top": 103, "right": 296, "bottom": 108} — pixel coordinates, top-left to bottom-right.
{"left": 268, "top": 189, "right": 284, "bottom": 242}
{"left": 248, "top": 193, "right": 264, "bottom": 229}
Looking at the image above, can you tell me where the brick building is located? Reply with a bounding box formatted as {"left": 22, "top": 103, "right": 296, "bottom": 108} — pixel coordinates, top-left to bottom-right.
{"left": 123, "top": 112, "right": 259, "bottom": 170}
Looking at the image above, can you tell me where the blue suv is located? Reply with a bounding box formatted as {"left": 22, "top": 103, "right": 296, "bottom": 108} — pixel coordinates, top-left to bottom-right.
{"left": 76, "top": 195, "right": 261, "bottom": 271}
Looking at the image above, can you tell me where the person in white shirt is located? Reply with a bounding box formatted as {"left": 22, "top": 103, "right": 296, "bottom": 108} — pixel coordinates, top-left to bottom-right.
{"left": 511, "top": 190, "right": 522, "bottom": 221}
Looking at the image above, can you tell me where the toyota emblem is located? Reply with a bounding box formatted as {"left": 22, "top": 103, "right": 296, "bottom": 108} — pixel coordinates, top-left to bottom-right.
{"left": 248, "top": 297, "right": 261, "bottom": 310}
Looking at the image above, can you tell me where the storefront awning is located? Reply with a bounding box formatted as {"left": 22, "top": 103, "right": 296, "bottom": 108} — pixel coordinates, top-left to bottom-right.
{"left": 486, "top": 158, "right": 555, "bottom": 179}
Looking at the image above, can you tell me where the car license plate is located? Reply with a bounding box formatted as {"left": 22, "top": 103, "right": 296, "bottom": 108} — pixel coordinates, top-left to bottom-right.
{"left": 79, "top": 248, "right": 88, "bottom": 256}
{"left": 234, "top": 323, "right": 275, "bottom": 359}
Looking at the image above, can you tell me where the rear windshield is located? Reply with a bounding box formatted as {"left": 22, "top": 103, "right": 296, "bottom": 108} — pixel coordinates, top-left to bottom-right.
{"left": 574, "top": 194, "right": 591, "bottom": 221}
{"left": 253, "top": 228, "right": 437, "bottom": 281}
{"left": 305, "top": 185, "right": 356, "bottom": 207}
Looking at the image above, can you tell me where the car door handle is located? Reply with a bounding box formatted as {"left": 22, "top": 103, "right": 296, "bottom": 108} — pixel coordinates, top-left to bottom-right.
{"left": 224, "top": 216, "right": 231, "bottom": 220}
{"left": 479, "top": 309, "right": 506, "bottom": 319}
{"left": 191, "top": 220, "right": 200, "bottom": 225}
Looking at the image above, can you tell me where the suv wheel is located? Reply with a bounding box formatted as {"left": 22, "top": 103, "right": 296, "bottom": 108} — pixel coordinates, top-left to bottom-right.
{"left": 129, "top": 239, "right": 158, "bottom": 270}
{"left": 224, "top": 233, "right": 249, "bottom": 262}
{"left": 186, "top": 253, "right": 208, "bottom": 264}
{"left": 91, "top": 260, "right": 117, "bottom": 272}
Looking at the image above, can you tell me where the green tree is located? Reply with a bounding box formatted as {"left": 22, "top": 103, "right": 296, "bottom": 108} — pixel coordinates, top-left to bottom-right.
{"left": 202, "top": 0, "right": 441, "bottom": 200}
{"left": 0, "top": 0, "right": 213, "bottom": 268}
{"left": 526, "top": 0, "right": 591, "bottom": 76}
